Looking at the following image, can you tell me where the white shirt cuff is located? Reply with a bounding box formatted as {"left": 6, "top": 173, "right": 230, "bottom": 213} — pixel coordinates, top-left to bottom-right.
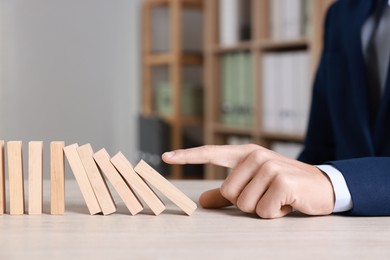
{"left": 316, "top": 165, "right": 353, "bottom": 213}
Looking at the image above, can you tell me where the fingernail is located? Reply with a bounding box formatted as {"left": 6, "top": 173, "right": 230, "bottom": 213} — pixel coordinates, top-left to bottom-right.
{"left": 163, "top": 151, "right": 175, "bottom": 158}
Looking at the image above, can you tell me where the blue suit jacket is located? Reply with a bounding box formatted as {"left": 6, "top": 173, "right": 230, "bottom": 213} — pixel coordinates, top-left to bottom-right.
{"left": 298, "top": 0, "right": 390, "bottom": 215}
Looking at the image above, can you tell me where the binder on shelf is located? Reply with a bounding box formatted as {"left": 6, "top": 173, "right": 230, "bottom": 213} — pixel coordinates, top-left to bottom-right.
{"left": 261, "top": 51, "right": 311, "bottom": 136}
{"left": 243, "top": 53, "right": 253, "bottom": 127}
{"left": 155, "top": 82, "right": 203, "bottom": 117}
{"left": 261, "top": 53, "right": 279, "bottom": 132}
{"left": 279, "top": 53, "right": 295, "bottom": 133}
{"left": 297, "top": 51, "right": 311, "bottom": 134}
{"left": 219, "top": 0, "right": 240, "bottom": 47}
{"left": 219, "top": 0, "right": 251, "bottom": 47}
{"left": 221, "top": 52, "right": 253, "bottom": 127}
{"left": 236, "top": 53, "right": 246, "bottom": 126}
{"left": 270, "top": 0, "right": 307, "bottom": 40}
{"left": 221, "top": 54, "right": 235, "bottom": 125}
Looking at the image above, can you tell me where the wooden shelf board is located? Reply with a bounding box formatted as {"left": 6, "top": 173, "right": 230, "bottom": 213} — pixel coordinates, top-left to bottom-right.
{"left": 160, "top": 115, "right": 203, "bottom": 125}
{"left": 145, "top": 53, "right": 203, "bottom": 65}
{"left": 182, "top": 0, "right": 203, "bottom": 8}
{"left": 146, "top": 0, "right": 203, "bottom": 9}
{"left": 181, "top": 54, "right": 203, "bottom": 64}
{"left": 211, "top": 38, "right": 309, "bottom": 54}
{"left": 261, "top": 131, "right": 304, "bottom": 143}
{"left": 212, "top": 42, "right": 253, "bottom": 54}
{"left": 256, "top": 38, "right": 310, "bottom": 51}
{"left": 145, "top": 53, "right": 173, "bottom": 65}
{"left": 212, "top": 123, "right": 255, "bottom": 136}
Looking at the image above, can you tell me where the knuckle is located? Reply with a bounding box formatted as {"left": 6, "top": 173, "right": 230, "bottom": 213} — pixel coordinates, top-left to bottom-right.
{"left": 220, "top": 184, "right": 239, "bottom": 202}
{"left": 255, "top": 207, "right": 272, "bottom": 219}
{"left": 261, "top": 159, "right": 280, "bottom": 174}
{"left": 236, "top": 197, "right": 254, "bottom": 213}
{"left": 248, "top": 149, "right": 265, "bottom": 163}
{"left": 273, "top": 174, "right": 292, "bottom": 190}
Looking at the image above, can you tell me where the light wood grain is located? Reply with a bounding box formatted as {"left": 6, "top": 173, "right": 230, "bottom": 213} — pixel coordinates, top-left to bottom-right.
{"left": 63, "top": 143, "right": 101, "bottom": 215}
{"left": 134, "top": 160, "right": 197, "bottom": 215}
{"left": 111, "top": 152, "right": 165, "bottom": 216}
{"left": 147, "top": 0, "right": 203, "bottom": 9}
{"left": 77, "top": 144, "right": 116, "bottom": 216}
{"left": 50, "top": 141, "right": 65, "bottom": 215}
{"left": 0, "top": 140, "right": 5, "bottom": 214}
{"left": 93, "top": 148, "right": 143, "bottom": 215}
{"left": 7, "top": 141, "right": 25, "bottom": 215}
{"left": 28, "top": 141, "right": 43, "bottom": 215}
{"left": 1, "top": 180, "right": 390, "bottom": 259}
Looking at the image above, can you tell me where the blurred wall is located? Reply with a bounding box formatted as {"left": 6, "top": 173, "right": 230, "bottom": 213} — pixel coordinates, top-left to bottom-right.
{"left": 0, "top": 0, "right": 142, "bottom": 177}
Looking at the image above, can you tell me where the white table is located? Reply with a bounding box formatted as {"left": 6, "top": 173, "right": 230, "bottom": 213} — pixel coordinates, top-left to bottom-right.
{"left": 1, "top": 180, "right": 390, "bottom": 259}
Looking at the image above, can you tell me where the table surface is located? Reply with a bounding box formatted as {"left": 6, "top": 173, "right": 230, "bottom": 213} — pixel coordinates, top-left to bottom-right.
{"left": 1, "top": 180, "right": 390, "bottom": 260}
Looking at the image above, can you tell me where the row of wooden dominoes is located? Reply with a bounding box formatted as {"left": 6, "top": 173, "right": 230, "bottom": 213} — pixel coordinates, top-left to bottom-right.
{"left": 0, "top": 140, "right": 197, "bottom": 216}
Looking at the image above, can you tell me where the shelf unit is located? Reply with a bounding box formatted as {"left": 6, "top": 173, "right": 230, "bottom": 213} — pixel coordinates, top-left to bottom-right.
{"left": 203, "top": 0, "right": 334, "bottom": 179}
{"left": 141, "top": 0, "right": 204, "bottom": 179}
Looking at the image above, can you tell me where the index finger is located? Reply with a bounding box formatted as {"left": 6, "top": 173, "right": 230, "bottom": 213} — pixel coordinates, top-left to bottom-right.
{"left": 162, "top": 144, "right": 257, "bottom": 168}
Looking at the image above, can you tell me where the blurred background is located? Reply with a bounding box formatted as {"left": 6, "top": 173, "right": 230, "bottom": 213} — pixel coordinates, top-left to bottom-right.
{"left": 0, "top": 0, "right": 142, "bottom": 178}
{"left": 0, "top": 0, "right": 333, "bottom": 179}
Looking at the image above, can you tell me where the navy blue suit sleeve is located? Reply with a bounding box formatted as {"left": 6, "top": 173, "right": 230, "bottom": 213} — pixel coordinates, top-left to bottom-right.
{"left": 298, "top": 4, "right": 339, "bottom": 164}
{"left": 330, "top": 157, "right": 390, "bottom": 216}
{"left": 298, "top": 1, "right": 390, "bottom": 216}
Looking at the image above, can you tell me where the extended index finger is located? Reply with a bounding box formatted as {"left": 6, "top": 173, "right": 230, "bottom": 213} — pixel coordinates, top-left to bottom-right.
{"left": 162, "top": 144, "right": 257, "bottom": 168}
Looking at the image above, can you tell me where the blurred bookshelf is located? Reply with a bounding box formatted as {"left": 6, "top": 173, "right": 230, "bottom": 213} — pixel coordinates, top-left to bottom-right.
{"left": 203, "top": 0, "right": 334, "bottom": 179}
{"left": 141, "top": 0, "right": 204, "bottom": 179}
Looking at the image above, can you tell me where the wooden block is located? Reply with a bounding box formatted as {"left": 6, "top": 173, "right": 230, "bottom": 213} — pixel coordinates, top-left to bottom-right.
{"left": 50, "top": 141, "right": 65, "bottom": 215}
{"left": 134, "top": 160, "right": 197, "bottom": 216}
{"left": 0, "top": 140, "right": 5, "bottom": 215}
{"left": 28, "top": 141, "right": 43, "bottom": 215}
{"left": 111, "top": 152, "right": 165, "bottom": 216}
{"left": 77, "top": 144, "right": 116, "bottom": 216}
{"left": 93, "top": 148, "right": 143, "bottom": 216}
{"left": 7, "top": 141, "right": 25, "bottom": 215}
{"left": 64, "top": 143, "right": 101, "bottom": 215}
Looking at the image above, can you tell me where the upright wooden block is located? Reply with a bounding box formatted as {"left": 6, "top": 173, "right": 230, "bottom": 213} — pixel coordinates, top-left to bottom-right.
{"left": 64, "top": 143, "right": 101, "bottom": 215}
{"left": 134, "top": 160, "right": 197, "bottom": 216}
{"left": 93, "top": 148, "right": 143, "bottom": 216}
{"left": 111, "top": 152, "right": 165, "bottom": 216}
{"left": 28, "top": 141, "right": 43, "bottom": 215}
{"left": 50, "top": 141, "right": 65, "bottom": 215}
{"left": 77, "top": 144, "right": 116, "bottom": 216}
{"left": 7, "top": 141, "right": 25, "bottom": 215}
{"left": 0, "top": 140, "right": 5, "bottom": 215}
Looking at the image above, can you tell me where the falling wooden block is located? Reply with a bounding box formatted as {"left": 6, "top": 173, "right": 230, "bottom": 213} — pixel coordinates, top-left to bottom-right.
{"left": 93, "top": 148, "right": 143, "bottom": 215}
{"left": 0, "top": 140, "right": 5, "bottom": 215}
{"left": 64, "top": 143, "right": 101, "bottom": 215}
{"left": 7, "top": 141, "right": 25, "bottom": 215}
{"left": 111, "top": 152, "right": 165, "bottom": 216}
{"left": 28, "top": 141, "right": 43, "bottom": 215}
{"left": 134, "top": 160, "right": 197, "bottom": 216}
{"left": 77, "top": 144, "right": 116, "bottom": 216}
{"left": 50, "top": 141, "right": 65, "bottom": 215}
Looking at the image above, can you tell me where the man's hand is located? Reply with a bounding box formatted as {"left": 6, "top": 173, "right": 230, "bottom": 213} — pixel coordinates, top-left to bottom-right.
{"left": 162, "top": 144, "right": 335, "bottom": 219}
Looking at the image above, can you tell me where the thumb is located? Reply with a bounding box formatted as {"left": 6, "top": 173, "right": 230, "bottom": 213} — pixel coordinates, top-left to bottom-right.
{"left": 199, "top": 188, "right": 233, "bottom": 209}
